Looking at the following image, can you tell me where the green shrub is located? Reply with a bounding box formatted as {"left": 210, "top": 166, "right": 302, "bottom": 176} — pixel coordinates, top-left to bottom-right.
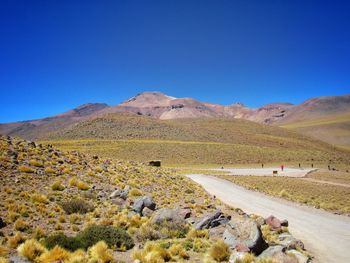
{"left": 60, "top": 199, "right": 94, "bottom": 214}
{"left": 77, "top": 225, "right": 134, "bottom": 250}
{"left": 44, "top": 233, "right": 82, "bottom": 252}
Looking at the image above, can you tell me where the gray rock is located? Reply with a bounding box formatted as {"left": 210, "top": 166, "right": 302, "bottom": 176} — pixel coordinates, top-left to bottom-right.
{"left": 278, "top": 233, "right": 304, "bottom": 250}
{"left": 9, "top": 256, "right": 31, "bottom": 263}
{"left": 109, "top": 185, "right": 130, "bottom": 200}
{"left": 229, "top": 252, "right": 249, "bottom": 263}
{"left": 195, "top": 210, "right": 223, "bottom": 230}
{"left": 132, "top": 196, "right": 156, "bottom": 215}
{"left": 287, "top": 249, "right": 310, "bottom": 263}
{"left": 151, "top": 208, "right": 185, "bottom": 225}
{"left": 142, "top": 207, "right": 154, "bottom": 217}
{"left": 223, "top": 218, "right": 268, "bottom": 254}
{"left": 258, "top": 245, "right": 286, "bottom": 258}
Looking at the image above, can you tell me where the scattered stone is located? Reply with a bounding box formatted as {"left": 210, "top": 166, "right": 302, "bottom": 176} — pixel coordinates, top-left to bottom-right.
{"left": 195, "top": 210, "right": 230, "bottom": 229}
{"left": 235, "top": 243, "right": 250, "bottom": 252}
{"left": 258, "top": 246, "right": 299, "bottom": 263}
{"left": 9, "top": 256, "right": 31, "bottom": 263}
{"left": 287, "top": 249, "right": 310, "bottom": 263}
{"left": 132, "top": 196, "right": 156, "bottom": 215}
{"left": 278, "top": 233, "right": 304, "bottom": 250}
{"left": 0, "top": 217, "right": 6, "bottom": 228}
{"left": 223, "top": 217, "right": 268, "bottom": 254}
{"left": 142, "top": 207, "right": 154, "bottom": 217}
{"left": 151, "top": 208, "right": 186, "bottom": 225}
{"left": 281, "top": 219, "right": 289, "bottom": 227}
{"left": 229, "top": 252, "right": 249, "bottom": 263}
{"left": 258, "top": 245, "right": 286, "bottom": 258}
{"left": 109, "top": 185, "right": 130, "bottom": 200}
{"left": 266, "top": 215, "right": 282, "bottom": 231}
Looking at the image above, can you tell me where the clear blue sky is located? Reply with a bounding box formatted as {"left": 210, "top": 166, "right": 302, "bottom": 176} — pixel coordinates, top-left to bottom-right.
{"left": 1, "top": 0, "right": 349, "bottom": 122}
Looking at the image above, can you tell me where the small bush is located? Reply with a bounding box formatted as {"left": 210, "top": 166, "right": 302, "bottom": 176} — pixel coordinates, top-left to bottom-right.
{"left": 18, "top": 165, "right": 35, "bottom": 173}
{"left": 29, "top": 159, "right": 44, "bottom": 167}
{"left": 17, "top": 239, "right": 47, "bottom": 261}
{"left": 208, "top": 239, "right": 230, "bottom": 262}
{"left": 44, "top": 233, "right": 83, "bottom": 252}
{"left": 39, "top": 246, "right": 70, "bottom": 263}
{"left": 77, "top": 225, "right": 134, "bottom": 250}
{"left": 7, "top": 232, "right": 26, "bottom": 248}
{"left": 129, "top": 188, "right": 142, "bottom": 197}
{"left": 76, "top": 180, "right": 90, "bottom": 191}
{"left": 14, "top": 219, "right": 30, "bottom": 232}
{"left": 60, "top": 199, "right": 94, "bottom": 214}
{"left": 51, "top": 180, "right": 65, "bottom": 191}
{"left": 31, "top": 193, "right": 49, "bottom": 204}
{"left": 44, "top": 167, "right": 56, "bottom": 174}
{"left": 88, "top": 241, "right": 113, "bottom": 263}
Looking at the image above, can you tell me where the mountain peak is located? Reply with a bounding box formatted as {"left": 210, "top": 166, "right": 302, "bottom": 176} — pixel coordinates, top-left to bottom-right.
{"left": 121, "top": 91, "right": 177, "bottom": 107}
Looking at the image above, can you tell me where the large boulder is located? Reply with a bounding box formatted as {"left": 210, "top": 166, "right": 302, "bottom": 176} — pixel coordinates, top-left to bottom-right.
{"left": 195, "top": 210, "right": 229, "bottom": 230}
{"left": 132, "top": 196, "right": 156, "bottom": 215}
{"left": 223, "top": 218, "right": 268, "bottom": 255}
{"left": 151, "top": 208, "right": 186, "bottom": 225}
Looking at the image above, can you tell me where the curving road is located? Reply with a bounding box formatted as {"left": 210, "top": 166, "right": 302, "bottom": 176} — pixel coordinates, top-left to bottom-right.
{"left": 187, "top": 174, "right": 350, "bottom": 263}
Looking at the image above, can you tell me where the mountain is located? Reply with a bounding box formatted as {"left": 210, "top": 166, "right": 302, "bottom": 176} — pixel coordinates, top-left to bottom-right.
{"left": 0, "top": 103, "right": 109, "bottom": 140}
{"left": 0, "top": 92, "right": 349, "bottom": 148}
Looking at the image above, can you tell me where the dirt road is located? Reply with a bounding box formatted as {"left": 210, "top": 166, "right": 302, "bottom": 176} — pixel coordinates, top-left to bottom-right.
{"left": 187, "top": 174, "right": 350, "bottom": 263}
{"left": 213, "top": 167, "right": 316, "bottom": 177}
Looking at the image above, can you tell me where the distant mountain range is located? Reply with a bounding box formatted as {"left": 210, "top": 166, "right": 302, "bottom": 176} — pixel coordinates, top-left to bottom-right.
{"left": 1, "top": 92, "right": 349, "bottom": 148}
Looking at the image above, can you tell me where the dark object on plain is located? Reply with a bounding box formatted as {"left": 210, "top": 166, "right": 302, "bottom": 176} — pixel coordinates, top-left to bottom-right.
{"left": 149, "top": 160, "right": 161, "bottom": 167}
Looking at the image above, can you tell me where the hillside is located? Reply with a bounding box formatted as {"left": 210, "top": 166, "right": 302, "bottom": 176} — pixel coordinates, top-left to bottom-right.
{"left": 0, "top": 92, "right": 349, "bottom": 148}
{"left": 40, "top": 113, "right": 350, "bottom": 166}
{"left": 0, "top": 135, "right": 311, "bottom": 262}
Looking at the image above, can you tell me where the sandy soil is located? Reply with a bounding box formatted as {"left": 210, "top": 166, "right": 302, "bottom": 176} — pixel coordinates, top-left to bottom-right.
{"left": 187, "top": 174, "right": 350, "bottom": 263}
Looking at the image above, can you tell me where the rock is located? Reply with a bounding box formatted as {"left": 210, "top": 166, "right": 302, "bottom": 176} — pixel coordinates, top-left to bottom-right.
{"left": 0, "top": 217, "right": 6, "bottom": 228}
{"left": 255, "top": 216, "right": 265, "bottom": 227}
{"left": 229, "top": 252, "right": 249, "bottom": 263}
{"left": 266, "top": 215, "right": 282, "bottom": 231}
{"left": 9, "top": 256, "right": 31, "bottom": 263}
{"left": 258, "top": 245, "right": 299, "bottom": 263}
{"left": 258, "top": 245, "right": 286, "bottom": 258}
{"left": 179, "top": 208, "right": 191, "bottom": 219}
{"left": 287, "top": 250, "right": 310, "bottom": 263}
{"left": 109, "top": 185, "right": 130, "bottom": 200}
{"left": 142, "top": 207, "right": 154, "bottom": 217}
{"left": 281, "top": 219, "right": 289, "bottom": 227}
{"left": 195, "top": 210, "right": 223, "bottom": 229}
{"left": 151, "top": 208, "right": 186, "bottom": 225}
{"left": 132, "top": 196, "right": 156, "bottom": 215}
{"left": 278, "top": 233, "right": 304, "bottom": 250}
{"left": 223, "top": 217, "right": 268, "bottom": 254}
{"left": 235, "top": 243, "right": 250, "bottom": 252}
